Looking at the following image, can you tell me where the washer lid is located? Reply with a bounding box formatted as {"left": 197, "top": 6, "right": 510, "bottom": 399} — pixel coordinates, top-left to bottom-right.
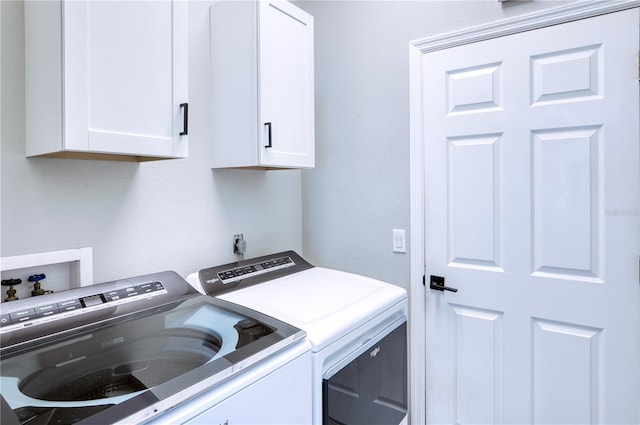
{"left": 219, "top": 267, "right": 407, "bottom": 352}
{"left": 0, "top": 272, "right": 306, "bottom": 425}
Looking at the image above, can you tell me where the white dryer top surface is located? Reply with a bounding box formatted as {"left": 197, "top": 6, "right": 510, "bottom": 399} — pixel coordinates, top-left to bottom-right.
{"left": 218, "top": 267, "right": 407, "bottom": 352}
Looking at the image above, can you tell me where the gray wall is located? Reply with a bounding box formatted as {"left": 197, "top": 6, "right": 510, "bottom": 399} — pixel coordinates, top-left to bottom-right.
{"left": 1, "top": 1, "right": 303, "bottom": 283}
{"left": 1, "top": 0, "right": 568, "bottom": 289}
{"left": 296, "top": 0, "right": 567, "bottom": 289}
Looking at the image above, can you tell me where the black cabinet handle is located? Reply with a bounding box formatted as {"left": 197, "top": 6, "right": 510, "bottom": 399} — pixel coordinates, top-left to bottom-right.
{"left": 180, "top": 103, "right": 188, "bottom": 136}
{"left": 264, "top": 122, "right": 272, "bottom": 148}
{"left": 429, "top": 275, "right": 458, "bottom": 292}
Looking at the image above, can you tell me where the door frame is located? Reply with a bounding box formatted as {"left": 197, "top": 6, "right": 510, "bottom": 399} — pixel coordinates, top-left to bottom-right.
{"left": 408, "top": 1, "right": 639, "bottom": 423}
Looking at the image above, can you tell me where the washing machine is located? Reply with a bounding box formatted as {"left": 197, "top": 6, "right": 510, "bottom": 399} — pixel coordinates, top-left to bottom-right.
{"left": 0, "top": 271, "right": 311, "bottom": 425}
{"left": 187, "top": 251, "right": 408, "bottom": 425}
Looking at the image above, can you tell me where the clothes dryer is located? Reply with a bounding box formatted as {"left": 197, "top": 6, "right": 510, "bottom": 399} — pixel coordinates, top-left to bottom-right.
{"left": 188, "top": 251, "right": 408, "bottom": 425}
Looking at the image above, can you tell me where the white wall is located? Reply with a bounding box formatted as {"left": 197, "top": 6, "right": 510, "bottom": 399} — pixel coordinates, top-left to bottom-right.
{"left": 296, "top": 0, "right": 568, "bottom": 289}
{"left": 0, "top": 1, "right": 303, "bottom": 284}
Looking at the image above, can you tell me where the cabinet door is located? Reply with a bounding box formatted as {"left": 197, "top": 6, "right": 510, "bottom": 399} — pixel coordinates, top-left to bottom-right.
{"left": 64, "top": 0, "right": 188, "bottom": 158}
{"left": 258, "top": 0, "right": 314, "bottom": 168}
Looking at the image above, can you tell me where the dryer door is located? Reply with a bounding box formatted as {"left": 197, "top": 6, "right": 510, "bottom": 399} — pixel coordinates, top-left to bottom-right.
{"left": 322, "top": 321, "right": 407, "bottom": 425}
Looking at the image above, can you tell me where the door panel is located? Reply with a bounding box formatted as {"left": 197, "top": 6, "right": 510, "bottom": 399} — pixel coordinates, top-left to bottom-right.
{"left": 423, "top": 8, "right": 639, "bottom": 424}
{"left": 532, "top": 318, "right": 602, "bottom": 424}
{"left": 530, "top": 45, "right": 601, "bottom": 105}
{"left": 451, "top": 305, "right": 503, "bottom": 424}
{"left": 447, "top": 134, "right": 502, "bottom": 269}
{"left": 532, "top": 126, "right": 602, "bottom": 278}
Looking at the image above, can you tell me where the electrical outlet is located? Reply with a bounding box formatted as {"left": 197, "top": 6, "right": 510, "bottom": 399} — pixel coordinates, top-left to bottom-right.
{"left": 233, "top": 234, "right": 246, "bottom": 256}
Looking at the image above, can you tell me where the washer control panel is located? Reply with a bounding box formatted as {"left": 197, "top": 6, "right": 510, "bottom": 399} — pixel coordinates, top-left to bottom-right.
{"left": 0, "top": 271, "right": 198, "bottom": 350}
{"left": 0, "top": 281, "right": 167, "bottom": 330}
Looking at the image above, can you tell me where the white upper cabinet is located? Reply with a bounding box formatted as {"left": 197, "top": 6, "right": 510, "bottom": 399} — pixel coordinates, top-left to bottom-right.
{"left": 210, "top": 0, "right": 315, "bottom": 169}
{"left": 25, "top": 1, "right": 188, "bottom": 162}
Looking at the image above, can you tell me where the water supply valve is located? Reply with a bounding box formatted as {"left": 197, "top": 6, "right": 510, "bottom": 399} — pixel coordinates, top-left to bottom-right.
{"left": 28, "top": 273, "right": 53, "bottom": 297}
{"left": 2, "top": 278, "right": 22, "bottom": 302}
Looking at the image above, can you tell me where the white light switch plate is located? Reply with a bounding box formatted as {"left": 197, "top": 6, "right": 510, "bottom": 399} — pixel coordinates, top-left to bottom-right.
{"left": 392, "top": 229, "right": 406, "bottom": 253}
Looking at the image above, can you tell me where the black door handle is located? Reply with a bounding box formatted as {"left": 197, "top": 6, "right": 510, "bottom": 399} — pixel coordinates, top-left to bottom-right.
{"left": 429, "top": 275, "right": 458, "bottom": 292}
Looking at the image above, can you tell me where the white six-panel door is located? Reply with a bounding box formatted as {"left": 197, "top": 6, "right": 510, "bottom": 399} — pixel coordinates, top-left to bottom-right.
{"left": 416, "top": 7, "right": 639, "bottom": 424}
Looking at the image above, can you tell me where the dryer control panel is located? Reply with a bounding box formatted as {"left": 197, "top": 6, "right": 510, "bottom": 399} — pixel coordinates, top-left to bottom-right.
{"left": 216, "top": 256, "right": 295, "bottom": 284}
{"left": 198, "top": 251, "right": 313, "bottom": 296}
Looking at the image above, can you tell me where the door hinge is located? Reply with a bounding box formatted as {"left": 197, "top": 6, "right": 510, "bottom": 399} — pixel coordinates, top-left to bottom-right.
{"left": 638, "top": 51, "right": 640, "bottom": 81}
